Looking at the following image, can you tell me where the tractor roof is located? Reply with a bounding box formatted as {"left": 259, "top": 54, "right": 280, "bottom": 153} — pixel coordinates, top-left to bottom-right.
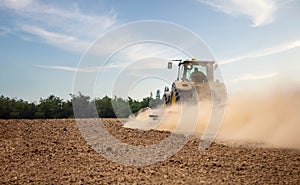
{"left": 178, "top": 60, "right": 215, "bottom": 66}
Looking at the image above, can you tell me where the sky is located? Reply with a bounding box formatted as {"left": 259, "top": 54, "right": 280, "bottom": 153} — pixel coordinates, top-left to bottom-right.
{"left": 0, "top": 0, "right": 300, "bottom": 102}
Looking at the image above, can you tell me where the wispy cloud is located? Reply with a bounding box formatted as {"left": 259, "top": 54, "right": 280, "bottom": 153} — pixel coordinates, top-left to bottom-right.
{"left": 232, "top": 72, "right": 278, "bottom": 83}
{"left": 36, "top": 62, "right": 127, "bottom": 73}
{"left": 36, "top": 44, "right": 182, "bottom": 73}
{"left": 0, "top": 0, "right": 33, "bottom": 9}
{"left": 22, "top": 25, "right": 89, "bottom": 52}
{"left": 199, "top": 0, "right": 279, "bottom": 27}
{"left": 116, "top": 42, "right": 187, "bottom": 64}
{"left": 0, "top": 26, "right": 11, "bottom": 35}
{"left": 0, "top": 0, "right": 117, "bottom": 52}
{"left": 220, "top": 39, "right": 300, "bottom": 64}
{"left": 37, "top": 65, "right": 102, "bottom": 73}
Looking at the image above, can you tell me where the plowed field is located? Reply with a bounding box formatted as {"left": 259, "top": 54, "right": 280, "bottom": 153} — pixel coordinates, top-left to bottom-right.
{"left": 0, "top": 119, "right": 299, "bottom": 184}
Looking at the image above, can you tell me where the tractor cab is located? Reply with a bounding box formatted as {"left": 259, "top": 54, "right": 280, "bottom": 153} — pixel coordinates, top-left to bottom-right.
{"left": 176, "top": 59, "right": 215, "bottom": 83}
{"left": 160, "top": 58, "right": 225, "bottom": 107}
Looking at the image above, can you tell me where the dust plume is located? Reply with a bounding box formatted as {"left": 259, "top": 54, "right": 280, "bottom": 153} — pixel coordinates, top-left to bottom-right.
{"left": 219, "top": 86, "right": 300, "bottom": 149}
{"left": 124, "top": 104, "right": 205, "bottom": 133}
{"left": 124, "top": 85, "right": 300, "bottom": 149}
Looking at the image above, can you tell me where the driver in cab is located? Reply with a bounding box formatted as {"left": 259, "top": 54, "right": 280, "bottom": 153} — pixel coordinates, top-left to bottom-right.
{"left": 190, "top": 67, "right": 207, "bottom": 83}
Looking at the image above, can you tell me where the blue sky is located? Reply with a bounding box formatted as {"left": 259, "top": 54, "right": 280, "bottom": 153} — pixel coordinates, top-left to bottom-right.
{"left": 0, "top": 0, "right": 300, "bottom": 101}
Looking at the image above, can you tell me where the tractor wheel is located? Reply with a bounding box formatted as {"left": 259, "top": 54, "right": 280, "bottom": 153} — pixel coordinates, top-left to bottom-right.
{"left": 171, "top": 88, "right": 180, "bottom": 105}
{"left": 162, "top": 94, "right": 169, "bottom": 108}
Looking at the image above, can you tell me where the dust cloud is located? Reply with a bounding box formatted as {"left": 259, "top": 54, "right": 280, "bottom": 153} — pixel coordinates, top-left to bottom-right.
{"left": 124, "top": 85, "right": 300, "bottom": 149}
{"left": 124, "top": 104, "right": 204, "bottom": 133}
{"left": 219, "top": 86, "right": 300, "bottom": 149}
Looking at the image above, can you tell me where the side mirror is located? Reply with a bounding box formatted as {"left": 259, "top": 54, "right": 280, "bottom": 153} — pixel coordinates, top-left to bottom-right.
{"left": 164, "top": 86, "right": 169, "bottom": 92}
{"left": 167, "top": 62, "right": 172, "bottom": 69}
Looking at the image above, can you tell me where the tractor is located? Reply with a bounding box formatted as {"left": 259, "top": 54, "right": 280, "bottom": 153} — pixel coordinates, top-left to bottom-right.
{"left": 162, "top": 59, "right": 225, "bottom": 106}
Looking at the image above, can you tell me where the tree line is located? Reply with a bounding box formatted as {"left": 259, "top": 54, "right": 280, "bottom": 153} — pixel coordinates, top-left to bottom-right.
{"left": 0, "top": 93, "right": 161, "bottom": 119}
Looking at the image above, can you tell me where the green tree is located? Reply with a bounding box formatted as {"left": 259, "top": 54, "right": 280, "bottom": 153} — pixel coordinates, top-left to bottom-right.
{"left": 0, "top": 96, "right": 36, "bottom": 119}
{"left": 61, "top": 100, "right": 73, "bottom": 118}
{"left": 0, "top": 92, "right": 160, "bottom": 119}
{"left": 35, "top": 95, "right": 64, "bottom": 118}
{"left": 71, "top": 93, "right": 97, "bottom": 118}
{"left": 95, "top": 96, "right": 115, "bottom": 118}
{"left": 141, "top": 97, "right": 151, "bottom": 108}
{"left": 128, "top": 97, "right": 143, "bottom": 114}
{"left": 0, "top": 95, "right": 12, "bottom": 118}
{"left": 10, "top": 99, "right": 36, "bottom": 119}
{"left": 112, "top": 96, "right": 131, "bottom": 118}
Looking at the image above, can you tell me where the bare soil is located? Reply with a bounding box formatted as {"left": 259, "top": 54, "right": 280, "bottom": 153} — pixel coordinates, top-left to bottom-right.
{"left": 0, "top": 119, "right": 299, "bottom": 184}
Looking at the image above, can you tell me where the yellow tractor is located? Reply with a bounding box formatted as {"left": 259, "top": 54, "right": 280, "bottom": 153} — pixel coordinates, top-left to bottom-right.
{"left": 162, "top": 59, "right": 225, "bottom": 106}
